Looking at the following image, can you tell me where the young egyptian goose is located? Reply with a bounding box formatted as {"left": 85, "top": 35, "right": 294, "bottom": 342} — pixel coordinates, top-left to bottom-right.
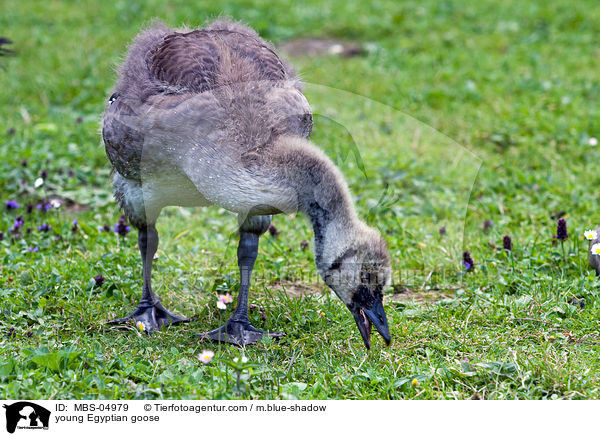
{"left": 102, "top": 19, "right": 391, "bottom": 349}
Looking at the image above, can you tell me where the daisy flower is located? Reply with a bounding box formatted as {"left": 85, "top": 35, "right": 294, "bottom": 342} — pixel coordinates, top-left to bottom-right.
{"left": 199, "top": 350, "right": 215, "bottom": 364}
{"left": 589, "top": 137, "right": 598, "bottom": 146}
{"left": 584, "top": 230, "right": 597, "bottom": 240}
{"left": 136, "top": 320, "right": 146, "bottom": 332}
{"left": 591, "top": 243, "right": 600, "bottom": 256}
{"left": 233, "top": 356, "right": 249, "bottom": 364}
{"left": 34, "top": 177, "right": 44, "bottom": 188}
{"left": 216, "top": 300, "right": 227, "bottom": 310}
{"left": 218, "top": 293, "right": 234, "bottom": 304}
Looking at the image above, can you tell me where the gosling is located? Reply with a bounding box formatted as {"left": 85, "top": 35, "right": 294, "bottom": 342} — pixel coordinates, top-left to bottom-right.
{"left": 102, "top": 19, "right": 391, "bottom": 349}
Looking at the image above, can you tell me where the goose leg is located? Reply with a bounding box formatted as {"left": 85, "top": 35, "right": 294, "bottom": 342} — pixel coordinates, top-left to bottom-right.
{"left": 109, "top": 225, "right": 191, "bottom": 331}
{"left": 201, "top": 215, "right": 283, "bottom": 346}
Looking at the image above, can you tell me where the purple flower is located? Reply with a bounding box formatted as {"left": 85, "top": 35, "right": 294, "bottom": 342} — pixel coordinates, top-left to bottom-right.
{"left": 0, "top": 231, "right": 3, "bottom": 240}
{"left": 503, "top": 235, "right": 512, "bottom": 251}
{"left": 439, "top": 226, "right": 447, "bottom": 236}
{"left": 71, "top": 218, "right": 79, "bottom": 233}
{"left": 462, "top": 251, "right": 474, "bottom": 271}
{"left": 40, "top": 169, "right": 48, "bottom": 179}
{"left": 268, "top": 223, "right": 280, "bottom": 236}
{"left": 300, "top": 240, "right": 309, "bottom": 250}
{"left": 37, "top": 202, "right": 51, "bottom": 212}
{"left": 7, "top": 327, "right": 15, "bottom": 338}
{"left": 28, "top": 246, "right": 39, "bottom": 252}
{"left": 38, "top": 223, "right": 51, "bottom": 232}
{"left": 6, "top": 200, "right": 19, "bottom": 210}
{"left": 94, "top": 274, "right": 104, "bottom": 287}
{"left": 483, "top": 220, "right": 494, "bottom": 232}
{"left": 10, "top": 216, "right": 24, "bottom": 233}
{"left": 26, "top": 204, "right": 33, "bottom": 214}
{"left": 113, "top": 215, "right": 131, "bottom": 237}
{"left": 20, "top": 159, "right": 27, "bottom": 167}
{"left": 556, "top": 218, "right": 568, "bottom": 241}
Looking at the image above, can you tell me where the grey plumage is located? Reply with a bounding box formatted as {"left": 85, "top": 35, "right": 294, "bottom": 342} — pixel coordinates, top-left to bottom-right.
{"left": 103, "top": 19, "right": 311, "bottom": 183}
{"left": 102, "top": 18, "right": 391, "bottom": 349}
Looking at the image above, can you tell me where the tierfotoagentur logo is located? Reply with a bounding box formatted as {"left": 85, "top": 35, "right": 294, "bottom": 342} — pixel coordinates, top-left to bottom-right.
{"left": 2, "top": 402, "right": 50, "bottom": 434}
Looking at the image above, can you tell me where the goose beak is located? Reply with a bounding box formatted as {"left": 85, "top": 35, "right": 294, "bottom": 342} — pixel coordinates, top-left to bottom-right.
{"left": 350, "top": 298, "right": 391, "bottom": 350}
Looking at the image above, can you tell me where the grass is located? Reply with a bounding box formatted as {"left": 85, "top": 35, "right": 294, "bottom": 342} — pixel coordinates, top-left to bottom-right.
{"left": 1, "top": 0, "right": 600, "bottom": 399}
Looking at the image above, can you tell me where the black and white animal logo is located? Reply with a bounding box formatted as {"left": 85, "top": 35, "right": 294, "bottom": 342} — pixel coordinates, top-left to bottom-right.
{"left": 2, "top": 402, "right": 50, "bottom": 433}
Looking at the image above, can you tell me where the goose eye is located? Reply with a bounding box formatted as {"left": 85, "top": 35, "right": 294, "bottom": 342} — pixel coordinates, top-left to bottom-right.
{"left": 108, "top": 93, "right": 118, "bottom": 104}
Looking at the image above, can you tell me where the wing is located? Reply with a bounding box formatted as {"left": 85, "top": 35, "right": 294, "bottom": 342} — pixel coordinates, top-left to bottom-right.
{"left": 102, "top": 95, "right": 145, "bottom": 181}
{"left": 103, "top": 89, "right": 226, "bottom": 180}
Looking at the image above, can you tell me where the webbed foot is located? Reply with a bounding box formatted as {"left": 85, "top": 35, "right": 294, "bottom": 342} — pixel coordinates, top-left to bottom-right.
{"left": 108, "top": 300, "right": 191, "bottom": 332}
{"left": 199, "top": 319, "right": 283, "bottom": 346}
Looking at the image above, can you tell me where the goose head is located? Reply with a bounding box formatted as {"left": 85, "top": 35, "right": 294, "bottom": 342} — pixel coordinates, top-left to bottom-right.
{"left": 319, "top": 226, "right": 392, "bottom": 349}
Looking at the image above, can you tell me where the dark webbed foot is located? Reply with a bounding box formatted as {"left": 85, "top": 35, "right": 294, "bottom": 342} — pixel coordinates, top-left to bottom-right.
{"left": 199, "top": 215, "right": 281, "bottom": 346}
{"left": 200, "top": 319, "right": 283, "bottom": 346}
{"left": 108, "top": 301, "right": 191, "bottom": 332}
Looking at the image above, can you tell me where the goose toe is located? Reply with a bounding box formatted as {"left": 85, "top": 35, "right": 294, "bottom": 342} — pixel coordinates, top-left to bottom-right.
{"left": 199, "top": 320, "right": 283, "bottom": 346}
{"left": 108, "top": 301, "right": 192, "bottom": 332}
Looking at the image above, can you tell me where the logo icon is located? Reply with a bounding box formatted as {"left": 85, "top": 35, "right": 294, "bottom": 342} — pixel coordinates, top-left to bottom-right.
{"left": 2, "top": 402, "right": 50, "bottom": 434}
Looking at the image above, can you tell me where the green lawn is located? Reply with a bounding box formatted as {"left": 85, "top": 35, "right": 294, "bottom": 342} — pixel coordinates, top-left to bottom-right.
{"left": 2, "top": 0, "right": 600, "bottom": 399}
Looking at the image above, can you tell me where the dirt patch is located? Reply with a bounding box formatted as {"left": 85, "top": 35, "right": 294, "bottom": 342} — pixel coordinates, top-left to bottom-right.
{"left": 267, "top": 281, "right": 327, "bottom": 298}
{"left": 387, "top": 286, "right": 455, "bottom": 304}
{"left": 278, "top": 39, "right": 366, "bottom": 58}
{"left": 46, "top": 194, "right": 90, "bottom": 212}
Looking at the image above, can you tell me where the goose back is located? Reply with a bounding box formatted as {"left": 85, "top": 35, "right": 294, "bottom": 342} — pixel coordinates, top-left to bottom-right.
{"left": 103, "top": 19, "right": 313, "bottom": 182}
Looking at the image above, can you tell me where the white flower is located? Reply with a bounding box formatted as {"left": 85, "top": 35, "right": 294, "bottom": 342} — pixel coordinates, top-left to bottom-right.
{"left": 216, "top": 300, "right": 227, "bottom": 310}
{"left": 233, "top": 356, "right": 249, "bottom": 364}
{"left": 136, "top": 321, "right": 145, "bottom": 332}
{"left": 50, "top": 199, "right": 61, "bottom": 208}
{"left": 584, "top": 230, "right": 598, "bottom": 240}
{"left": 34, "top": 178, "right": 44, "bottom": 188}
{"left": 218, "top": 293, "right": 233, "bottom": 303}
{"left": 589, "top": 137, "right": 598, "bottom": 146}
{"left": 199, "top": 350, "right": 215, "bottom": 364}
{"left": 328, "top": 44, "right": 344, "bottom": 55}
{"left": 591, "top": 243, "right": 600, "bottom": 256}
